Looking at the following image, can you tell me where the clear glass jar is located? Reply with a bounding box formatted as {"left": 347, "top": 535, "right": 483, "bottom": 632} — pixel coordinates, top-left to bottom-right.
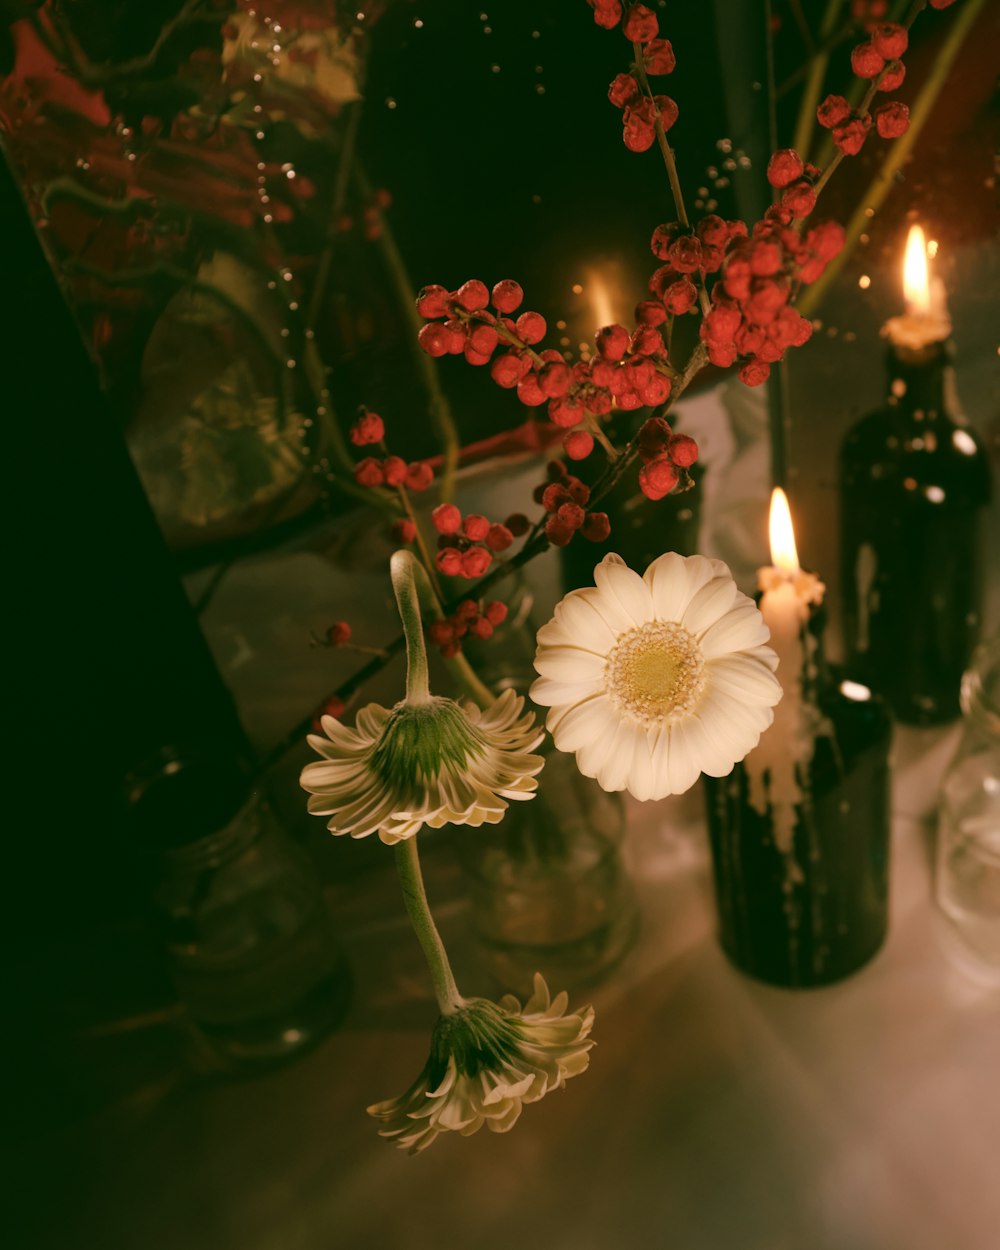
{"left": 456, "top": 748, "right": 638, "bottom": 998}
{"left": 127, "top": 746, "right": 351, "bottom": 1065}
{"left": 935, "top": 635, "right": 1000, "bottom": 984}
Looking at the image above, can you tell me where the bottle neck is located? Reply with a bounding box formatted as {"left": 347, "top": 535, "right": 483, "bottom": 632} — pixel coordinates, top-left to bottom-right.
{"left": 884, "top": 339, "right": 951, "bottom": 420}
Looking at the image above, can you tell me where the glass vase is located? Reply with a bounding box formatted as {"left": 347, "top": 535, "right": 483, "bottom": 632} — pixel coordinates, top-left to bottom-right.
{"left": 935, "top": 634, "right": 1000, "bottom": 984}
{"left": 127, "top": 745, "right": 351, "bottom": 1066}
{"left": 456, "top": 748, "right": 638, "bottom": 998}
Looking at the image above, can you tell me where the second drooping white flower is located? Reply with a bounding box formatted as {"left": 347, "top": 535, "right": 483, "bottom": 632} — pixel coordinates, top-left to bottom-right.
{"left": 531, "top": 553, "right": 781, "bottom": 800}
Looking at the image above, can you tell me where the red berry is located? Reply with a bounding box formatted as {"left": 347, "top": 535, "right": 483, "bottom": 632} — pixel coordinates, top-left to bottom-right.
{"left": 515, "top": 310, "right": 546, "bottom": 344}
{"left": 544, "top": 517, "right": 575, "bottom": 547}
{"left": 643, "top": 38, "right": 675, "bottom": 75}
{"left": 805, "top": 220, "right": 846, "bottom": 262}
{"left": 595, "top": 323, "right": 630, "bottom": 360}
{"left": 654, "top": 95, "right": 679, "bottom": 131}
{"left": 622, "top": 119, "right": 655, "bottom": 152}
{"left": 878, "top": 60, "right": 906, "bottom": 91}
{"left": 663, "top": 278, "right": 698, "bottom": 315}
{"left": 461, "top": 547, "right": 491, "bottom": 578}
{"left": 738, "top": 359, "right": 771, "bottom": 387}
{"left": 490, "top": 351, "right": 529, "bottom": 388}
{"left": 542, "top": 482, "right": 571, "bottom": 513}
{"left": 639, "top": 458, "right": 679, "bottom": 500}
{"left": 415, "top": 284, "right": 450, "bottom": 319}
{"left": 468, "top": 323, "right": 499, "bottom": 356}
{"left": 781, "top": 182, "right": 817, "bottom": 219}
{"left": 638, "top": 416, "right": 671, "bottom": 448}
{"left": 505, "top": 513, "right": 530, "bottom": 537}
{"left": 539, "top": 360, "right": 572, "bottom": 397}
{"left": 327, "top": 621, "right": 351, "bottom": 646}
{"left": 851, "top": 42, "right": 885, "bottom": 79}
{"left": 581, "top": 512, "right": 611, "bottom": 542}
{"left": 622, "top": 4, "right": 658, "bottom": 42}
{"left": 608, "top": 72, "right": 640, "bottom": 108}
{"left": 349, "top": 410, "right": 385, "bottom": 445}
{"left": 436, "top": 548, "right": 462, "bottom": 577}
{"left": 630, "top": 325, "right": 665, "bottom": 357}
{"left": 871, "top": 22, "right": 907, "bottom": 59}
{"left": 463, "top": 513, "right": 490, "bottom": 541}
{"left": 650, "top": 222, "right": 679, "bottom": 259}
{"left": 432, "top": 502, "right": 461, "bottom": 534}
{"left": 391, "top": 518, "right": 417, "bottom": 544}
{"left": 405, "top": 461, "right": 434, "bottom": 492}
{"left": 418, "top": 323, "right": 451, "bottom": 357}
{"left": 875, "top": 100, "right": 909, "bottom": 139}
{"left": 429, "top": 620, "right": 454, "bottom": 646}
{"left": 382, "top": 455, "right": 406, "bottom": 487}
{"left": 669, "top": 236, "right": 702, "bottom": 273}
{"left": 564, "top": 429, "right": 595, "bottom": 460}
{"left": 591, "top": 0, "right": 623, "bottom": 27}
{"left": 548, "top": 396, "right": 585, "bottom": 428}
{"left": 491, "top": 280, "right": 524, "bottom": 313}
{"left": 484, "top": 600, "right": 508, "bottom": 626}
{"left": 486, "top": 523, "right": 514, "bottom": 552}
{"left": 639, "top": 373, "right": 672, "bottom": 406}
{"left": 470, "top": 617, "right": 494, "bottom": 640}
{"left": 766, "top": 149, "right": 804, "bottom": 189}
{"left": 697, "top": 215, "right": 729, "bottom": 248}
{"left": 556, "top": 502, "right": 586, "bottom": 530}
{"left": 454, "top": 279, "right": 489, "bottom": 311}
{"left": 354, "top": 457, "right": 384, "bottom": 488}
{"left": 833, "top": 114, "right": 871, "bottom": 156}
{"left": 636, "top": 299, "right": 668, "bottom": 326}
{"left": 816, "top": 94, "right": 851, "bottom": 129}
{"left": 516, "top": 372, "right": 548, "bottom": 407}
{"left": 667, "top": 433, "right": 699, "bottom": 467}
{"left": 707, "top": 341, "right": 737, "bottom": 368}
{"left": 749, "top": 239, "right": 783, "bottom": 276}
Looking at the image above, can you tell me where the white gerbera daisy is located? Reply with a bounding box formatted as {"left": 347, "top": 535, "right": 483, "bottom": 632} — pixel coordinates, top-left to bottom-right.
{"left": 368, "top": 973, "right": 594, "bottom": 1153}
{"left": 531, "top": 553, "right": 781, "bottom": 800}
{"left": 301, "top": 688, "right": 545, "bottom": 845}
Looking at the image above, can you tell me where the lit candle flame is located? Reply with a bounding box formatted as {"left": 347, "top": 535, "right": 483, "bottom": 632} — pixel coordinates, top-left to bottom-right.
{"left": 903, "top": 223, "right": 931, "bottom": 316}
{"left": 583, "top": 266, "right": 617, "bottom": 329}
{"left": 769, "top": 487, "right": 800, "bottom": 573}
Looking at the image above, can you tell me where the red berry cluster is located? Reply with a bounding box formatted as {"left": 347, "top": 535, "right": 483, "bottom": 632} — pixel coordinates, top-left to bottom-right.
{"left": 765, "top": 150, "right": 821, "bottom": 220}
{"left": 594, "top": 5, "right": 678, "bottom": 153}
{"left": 647, "top": 214, "right": 745, "bottom": 313}
{"left": 699, "top": 217, "right": 844, "bottom": 384}
{"left": 816, "top": 21, "right": 912, "bottom": 155}
{"left": 431, "top": 501, "right": 523, "bottom": 580}
{"left": 636, "top": 418, "right": 698, "bottom": 500}
{"left": 416, "top": 277, "right": 677, "bottom": 463}
{"left": 354, "top": 455, "right": 434, "bottom": 492}
{"left": 428, "top": 599, "right": 509, "bottom": 659}
{"left": 533, "top": 461, "right": 611, "bottom": 547}
{"left": 349, "top": 409, "right": 385, "bottom": 446}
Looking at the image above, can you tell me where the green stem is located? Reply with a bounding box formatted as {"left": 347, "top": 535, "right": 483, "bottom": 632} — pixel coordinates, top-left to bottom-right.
{"left": 390, "top": 549, "right": 431, "bottom": 703}
{"left": 394, "top": 838, "right": 463, "bottom": 1015}
{"left": 355, "top": 166, "right": 461, "bottom": 499}
{"left": 791, "top": 0, "right": 844, "bottom": 162}
{"left": 798, "top": 0, "right": 984, "bottom": 317}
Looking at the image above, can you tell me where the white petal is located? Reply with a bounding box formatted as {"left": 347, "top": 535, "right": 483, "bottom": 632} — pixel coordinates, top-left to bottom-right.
{"left": 552, "top": 591, "right": 619, "bottom": 652}
{"left": 594, "top": 718, "right": 640, "bottom": 792}
{"left": 643, "top": 552, "right": 726, "bottom": 622}
{"left": 679, "top": 575, "right": 740, "bottom": 635}
{"left": 626, "top": 727, "right": 661, "bottom": 801}
{"left": 533, "top": 646, "right": 606, "bottom": 683}
{"left": 698, "top": 603, "right": 771, "bottom": 658}
{"left": 529, "top": 675, "right": 603, "bottom": 708}
{"left": 664, "top": 722, "right": 704, "bottom": 795}
{"left": 548, "top": 696, "right": 614, "bottom": 752}
{"left": 593, "top": 554, "right": 654, "bottom": 626}
{"left": 706, "top": 655, "right": 783, "bottom": 706}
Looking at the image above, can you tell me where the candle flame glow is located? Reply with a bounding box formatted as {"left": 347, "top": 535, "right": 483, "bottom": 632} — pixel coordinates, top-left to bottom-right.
{"left": 768, "top": 487, "right": 800, "bottom": 573}
{"left": 903, "top": 224, "right": 931, "bottom": 315}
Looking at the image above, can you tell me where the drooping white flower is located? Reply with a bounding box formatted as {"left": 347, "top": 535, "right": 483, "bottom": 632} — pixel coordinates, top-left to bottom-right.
{"left": 301, "top": 688, "right": 545, "bottom": 845}
{"left": 531, "top": 553, "right": 781, "bottom": 800}
{"left": 368, "top": 974, "right": 594, "bottom": 1153}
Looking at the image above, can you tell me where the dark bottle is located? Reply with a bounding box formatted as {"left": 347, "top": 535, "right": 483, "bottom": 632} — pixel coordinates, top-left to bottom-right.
{"left": 839, "top": 338, "right": 990, "bottom": 724}
{"left": 704, "top": 612, "right": 892, "bottom": 988}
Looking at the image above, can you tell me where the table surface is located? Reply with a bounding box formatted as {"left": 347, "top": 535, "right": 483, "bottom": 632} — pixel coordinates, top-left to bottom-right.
{"left": 24, "top": 722, "right": 1000, "bottom": 1250}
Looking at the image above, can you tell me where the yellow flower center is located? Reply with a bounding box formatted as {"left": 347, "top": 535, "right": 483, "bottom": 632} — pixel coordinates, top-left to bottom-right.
{"left": 604, "top": 622, "right": 705, "bottom": 727}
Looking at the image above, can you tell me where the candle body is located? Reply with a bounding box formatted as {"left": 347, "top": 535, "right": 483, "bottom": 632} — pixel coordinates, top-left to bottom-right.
{"left": 839, "top": 342, "right": 990, "bottom": 724}
{"left": 705, "top": 667, "right": 892, "bottom": 987}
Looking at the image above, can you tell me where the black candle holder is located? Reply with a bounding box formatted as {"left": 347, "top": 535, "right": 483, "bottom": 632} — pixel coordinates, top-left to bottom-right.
{"left": 839, "top": 338, "right": 991, "bottom": 724}
{"left": 704, "top": 604, "right": 892, "bottom": 988}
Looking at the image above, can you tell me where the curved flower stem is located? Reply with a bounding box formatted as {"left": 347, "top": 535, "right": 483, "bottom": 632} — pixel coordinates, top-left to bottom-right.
{"left": 394, "top": 837, "right": 464, "bottom": 1015}
{"left": 390, "top": 550, "right": 432, "bottom": 703}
